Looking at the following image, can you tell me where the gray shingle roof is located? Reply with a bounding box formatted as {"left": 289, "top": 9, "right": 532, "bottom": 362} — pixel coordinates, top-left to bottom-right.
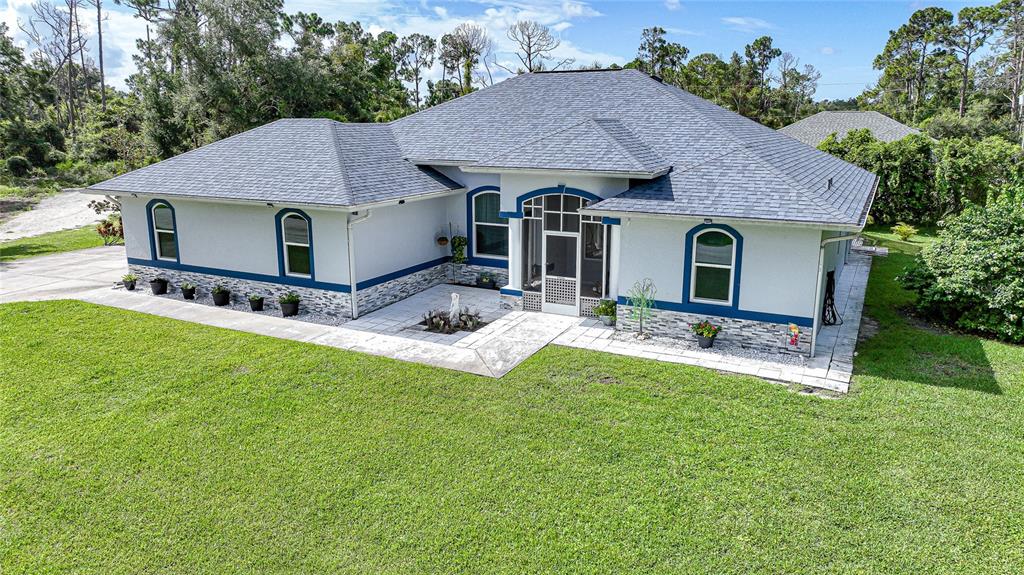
{"left": 470, "top": 118, "right": 670, "bottom": 176}
{"left": 91, "top": 69, "right": 876, "bottom": 227}
{"left": 88, "top": 119, "right": 462, "bottom": 207}
{"left": 779, "top": 111, "right": 921, "bottom": 147}
{"left": 392, "top": 69, "right": 875, "bottom": 226}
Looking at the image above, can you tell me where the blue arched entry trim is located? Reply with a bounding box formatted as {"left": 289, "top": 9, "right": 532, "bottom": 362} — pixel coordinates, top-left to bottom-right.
{"left": 275, "top": 208, "right": 315, "bottom": 280}
{"left": 465, "top": 185, "right": 508, "bottom": 268}
{"left": 515, "top": 184, "right": 602, "bottom": 213}
{"left": 682, "top": 223, "right": 743, "bottom": 313}
{"left": 145, "top": 198, "right": 180, "bottom": 263}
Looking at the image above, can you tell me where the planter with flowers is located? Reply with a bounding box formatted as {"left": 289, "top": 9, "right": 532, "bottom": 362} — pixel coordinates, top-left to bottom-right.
{"left": 248, "top": 294, "right": 265, "bottom": 311}
{"left": 149, "top": 277, "right": 168, "bottom": 295}
{"left": 122, "top": 273, "right": 138, "bottom": 291}
{"left": 180, "top": 282, "right": 197, "bottom": 300}
{"left": 279, "top": 292, "right": 300, "bottom": 317}
{"left": 690, "top": 320, "right": 721, "bottom": 349}
{"left": 211, "top": 285, "right": 231, "bottom": 306}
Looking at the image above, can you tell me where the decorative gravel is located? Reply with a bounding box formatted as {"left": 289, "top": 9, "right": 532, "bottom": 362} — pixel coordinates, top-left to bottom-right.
{"left": 609, "top": 331, "right": 808, "bottom": 367}
{"left": 147, "top": 290, "right": 348, "bottom": 327}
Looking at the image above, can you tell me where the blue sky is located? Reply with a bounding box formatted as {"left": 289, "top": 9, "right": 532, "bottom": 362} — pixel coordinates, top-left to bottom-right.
{"left": 2, "top": 0, "right": 978, "bottom": 100}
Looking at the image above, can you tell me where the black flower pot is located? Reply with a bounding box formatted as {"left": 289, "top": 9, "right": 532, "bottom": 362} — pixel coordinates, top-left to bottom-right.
{"left": 697, "top": 335, "right": 716, "bottom": 349}
{"left": 249, "top": 298, "right": 264, "bottom": 312}
{"left": 280, "top": 302, "right": 299, "bottom": 317}
{"left": 124, "top": 281, "right": 136, "bottom": 291}
{"left": 181, "top": 287, "right": 196, "bottom": 300}
{"left": 149, "top": 279, "right": 168, "bottom": 295}
{"left": 476, "top": 278, "right": 494, "bottom": 289}
{"left": 212, "top": 291, "right": 231, "bottom": 306}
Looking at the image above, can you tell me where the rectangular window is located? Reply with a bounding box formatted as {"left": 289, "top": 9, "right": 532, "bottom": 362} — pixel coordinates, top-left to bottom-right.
{"left": 281, "top": 214, "right": 311, "bottom": 277}
{"left": 156, "top": 232, "right": 177, "bottom": 259}
{"left": 473, "top": 192, "right": 508, "bottom": 258}
{"left": 286, "top": 244, "right": 311, "bottom": 276}
{"left": 151, "top": 203, "right": 177, "bottom": 261}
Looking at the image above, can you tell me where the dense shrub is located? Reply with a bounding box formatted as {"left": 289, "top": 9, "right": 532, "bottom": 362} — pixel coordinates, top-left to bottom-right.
{"left": 1, "top": 120, "right": 64, "bottom": 167}
{"left": 6, "top": 155, "right": 30, "bottom": 177}
{"left": 890, "top": 222, "right": 917, "bottom": 241}
{"left": 819, "top": 129, "right": 935, "bottom": 224}
{"left": 898, "top": 188, "right": 1024, "bottom": 342}
{"left": 934, "top": 136, "right": 1024, "bottom": 215}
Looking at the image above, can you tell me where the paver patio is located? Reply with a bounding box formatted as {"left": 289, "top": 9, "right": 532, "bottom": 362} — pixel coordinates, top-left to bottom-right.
{"left": 0, "top": 245, "right": 873, "bottom": 392}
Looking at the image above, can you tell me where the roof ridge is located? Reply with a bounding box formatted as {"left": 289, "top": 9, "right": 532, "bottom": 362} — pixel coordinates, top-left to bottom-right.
{"left": 645, "top": 79, "right": 849, "bottom": 219}
{"left": 474, "top": 117, "right": 594, "bottom": 165}
{"left": 590, "top": 118, "right": 657, "bottom": 172}
{"left": 328, "top": 121, "right": 355, "bottom": 204}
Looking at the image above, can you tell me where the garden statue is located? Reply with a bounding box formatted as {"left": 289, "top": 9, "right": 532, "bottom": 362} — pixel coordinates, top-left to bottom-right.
{"left": 449, "top": 293, "right": 461, "bottom": 327}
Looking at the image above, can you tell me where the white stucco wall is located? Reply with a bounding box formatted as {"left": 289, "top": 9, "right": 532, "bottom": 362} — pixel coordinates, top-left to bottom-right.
{"left": 616, "top": 216, "right": 825, "bottom": 320}
{"left": 351, "top": 196, "right": 451, "bottom": 283}
{"left": 119, "top": 196, "right": 350, "bottom": 284}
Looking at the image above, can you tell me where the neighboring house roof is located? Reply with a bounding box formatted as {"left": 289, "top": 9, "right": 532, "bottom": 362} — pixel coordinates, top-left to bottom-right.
{"left": 779, "top": 111, "right": 921, "bottom": 147}
{"left": 88, "top": 120, "right": 462, "bottom": 207}
{"left": 468, "top": 118, "right": 671, "bottom": 177}
{"left": 91, "top": 69, "right": 877, "bottom": 227}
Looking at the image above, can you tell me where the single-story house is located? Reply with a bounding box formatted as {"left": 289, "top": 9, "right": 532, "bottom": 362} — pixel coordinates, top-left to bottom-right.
{"left": 779, "top": 110, "right": 921, "bottom": 147}
{"left": 87, "top": 69, "right": 877, "bottom": 356}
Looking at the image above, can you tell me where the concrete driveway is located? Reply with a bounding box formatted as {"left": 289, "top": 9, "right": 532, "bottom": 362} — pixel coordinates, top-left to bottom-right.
{"left": 0, "top": 190, "right": 102, "bottom": 240}
{"left": 0, "top": 246, "right": 127, "bottom": 302}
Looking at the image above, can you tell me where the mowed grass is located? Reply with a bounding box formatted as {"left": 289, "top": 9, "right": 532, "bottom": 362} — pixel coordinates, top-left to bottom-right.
{"left": 1, "top": 231, "right": 1023, "bottom": 573}
{"left": 0, "top": 226, "right": 105, "bottom": 262}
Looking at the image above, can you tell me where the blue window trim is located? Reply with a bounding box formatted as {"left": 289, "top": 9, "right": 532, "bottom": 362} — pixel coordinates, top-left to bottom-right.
{"left": 514, "top": 184, "right": 602, "bottom": 213}
{"left": 466, "top": 185, "right": 509, "bottom": 268}
{"left": 684, "top": 223, "right": 742, "bottom": 310}
{"left": 275, "top": 208, "right": 315, "bottom": 280}
{"left": 145, "top": 198, "right": 180, "bottom": 263}
{"left": 127, "top": 257, "right": 350, "bottom": 293}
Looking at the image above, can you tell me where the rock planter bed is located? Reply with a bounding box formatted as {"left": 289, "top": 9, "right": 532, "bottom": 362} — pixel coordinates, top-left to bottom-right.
{"left": 610, "top": 330, "right": 807, "bottom": 367}
{"left": 147, "top": 290, "right": 347, "bottom": 327}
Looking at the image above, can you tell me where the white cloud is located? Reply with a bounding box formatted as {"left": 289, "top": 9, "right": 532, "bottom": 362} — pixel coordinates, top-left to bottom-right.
{"left": 433, "top": 6, "right": 448, "bottom": 18}
{"left": 665, "top": 0, "right": 681, "bottom": 11}
{"left": 820, "top": 46, "right": 836, "bottom": 55}
{"left": 551, "top": 21, "right": 572, "bottom": 32}
{"left": 721, "top": 16, "right": 774, "bottom": 33}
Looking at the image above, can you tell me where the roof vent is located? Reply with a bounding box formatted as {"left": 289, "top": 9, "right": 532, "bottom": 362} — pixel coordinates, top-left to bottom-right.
{"left": 827, "top": 177, "right": 833, "bottom": 190}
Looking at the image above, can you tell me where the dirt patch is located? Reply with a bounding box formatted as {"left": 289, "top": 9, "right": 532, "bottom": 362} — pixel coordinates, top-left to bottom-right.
{"left": 588, "top": 374, "right": 623, "bottom": 386}
{"left": 900, "top": 307, "right": 958, "bottom": 336}
{"left": 858, "top": 315, "right": 879, "bottom": 343}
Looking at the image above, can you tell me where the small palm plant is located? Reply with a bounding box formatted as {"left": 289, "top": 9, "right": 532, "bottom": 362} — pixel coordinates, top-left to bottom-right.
{"left": 626, "top": 278, "right": 657, "bottom": 339}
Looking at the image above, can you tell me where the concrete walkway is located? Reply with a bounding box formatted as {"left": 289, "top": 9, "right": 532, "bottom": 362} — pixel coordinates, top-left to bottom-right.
{"left": 0, "top": 246, "right": 871, "bottom": 392}
{"left": 555, "top": 252, "right": 874, "bottom": 393}
{"left": 0, "top": 190, "right": 101, "bottom": 240}
{"left": 0, "top": 247, "right": 575, "bottom": 378}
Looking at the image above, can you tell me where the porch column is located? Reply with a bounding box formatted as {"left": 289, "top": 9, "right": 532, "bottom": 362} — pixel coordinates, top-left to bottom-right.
{"left": 608, "top": 222, "right": 621, "bottom": 300}
{"left": 506, "top": 217, "right": 522, "bottom": 291}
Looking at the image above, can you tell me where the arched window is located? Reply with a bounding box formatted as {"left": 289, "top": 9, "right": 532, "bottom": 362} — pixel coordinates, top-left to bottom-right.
{"left": 280, "top": 213, "right": 312, "bottom": 277}
{"left": 150, "top": 201, "right": 177, "bottom": 261}
{"left": 690, "top": 229, "right": 735, "bottom": 305}
{"left": 473, "top": 191, "right": 508, "bottom": 258}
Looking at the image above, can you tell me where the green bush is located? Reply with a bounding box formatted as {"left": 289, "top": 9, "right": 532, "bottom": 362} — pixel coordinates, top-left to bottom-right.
{"left": 890, "top": 222, "right": 918, "bottom": 241}
{"left": 6, "top": 156, "right": 31, "bottom": 177}
{"left": 898, "top": 188, "right": 1024, "bottom": 342}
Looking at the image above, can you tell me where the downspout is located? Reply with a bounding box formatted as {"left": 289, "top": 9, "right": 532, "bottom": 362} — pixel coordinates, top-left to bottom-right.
{"left": 809, "top": 232, "right": 860, "bottom": 357}
{"left": 346, "top": 210, "right": 372, "bottom": 319}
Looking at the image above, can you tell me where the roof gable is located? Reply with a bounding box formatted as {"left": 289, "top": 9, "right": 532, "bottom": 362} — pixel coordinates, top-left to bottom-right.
{"left": 779, "top": 111, "right": 920, "bottom": 146}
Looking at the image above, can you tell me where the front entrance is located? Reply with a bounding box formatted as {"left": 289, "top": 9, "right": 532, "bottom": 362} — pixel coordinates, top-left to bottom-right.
{"left": 542, "top": 233, "right": 578, "bottom": 315}
{"left": 520, "top": 192, "right": 611, "bottom": 317}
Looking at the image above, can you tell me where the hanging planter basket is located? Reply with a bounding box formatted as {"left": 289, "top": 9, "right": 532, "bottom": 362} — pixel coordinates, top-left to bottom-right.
{"left": 436, "top": 236, "right": 449, "bottom": 247}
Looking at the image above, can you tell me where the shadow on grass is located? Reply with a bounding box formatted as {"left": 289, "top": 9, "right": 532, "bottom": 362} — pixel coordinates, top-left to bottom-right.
{"left": 0, "top": 241, "right": 60, "bottom": 261}
{"left": 856, "top": 319, "right": 1002, "bottom": 395}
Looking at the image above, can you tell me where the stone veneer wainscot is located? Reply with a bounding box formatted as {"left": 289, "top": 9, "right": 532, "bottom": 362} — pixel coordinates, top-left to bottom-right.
{"left": 616, "top": 304, "right": 811, "bottom": 355}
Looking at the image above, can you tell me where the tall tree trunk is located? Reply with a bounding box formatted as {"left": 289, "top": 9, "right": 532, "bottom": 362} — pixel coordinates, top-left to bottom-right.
{"left": 959, "top": 52, "right": 970, "bottom": 118}
{"left": 96, "top": 0, "right": 105, "bottom": 110}
{"left": 66, "top": 0, "right": 76, "bottom": 138}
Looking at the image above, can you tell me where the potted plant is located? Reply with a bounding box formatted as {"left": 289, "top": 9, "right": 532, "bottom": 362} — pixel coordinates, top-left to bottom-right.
{"left": 690, "top": 320, "right": 721, "bottom": 349}
{"left": 149, "top": 277, "right": 168, "bottom": 295}
{"left": 279, "top": 292, "right": 300, "bottom": 317}
{"left": 180, "top": 282, "right": 197, "bottom": 300}
{"left": 122, "top": 273, "right": 138, "bottom": 291}
{"left": 593, "top": 299, "right": 617, "bottom": 326}
{"left": 248, "top": 294, "right": 265, "bottom": 311}
{"left": 211, "top": 285, "right": 231, "bottom": 306}
{"left": 476, "top": 271, "right": 495, "bottom": 289}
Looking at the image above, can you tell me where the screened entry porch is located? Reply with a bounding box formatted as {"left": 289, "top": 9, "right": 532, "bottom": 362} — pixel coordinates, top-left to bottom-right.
{"left": 514, "top": 192, "right": 616, "bottom": 317}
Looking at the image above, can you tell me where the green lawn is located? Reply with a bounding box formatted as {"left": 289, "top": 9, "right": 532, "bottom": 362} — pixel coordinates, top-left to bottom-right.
{"left": 0, "top": 226, "right": 105, "bottom": 262}
{"left": 1, "top": 232, "right": 1022, "bottom": 573}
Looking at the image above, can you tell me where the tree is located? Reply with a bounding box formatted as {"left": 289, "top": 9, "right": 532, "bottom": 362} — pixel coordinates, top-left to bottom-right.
{"left": 634, "top": 26, "right": 688, "bottom": 79}
{"left": 399, "top": 33, "right": 435, "bottom": 109}
{"left": 626, "top": 278, "right": 657, "bottom": 340}
{"left": 505, "top": 20, "right": 571, "bottom": 72}
{"left": 944, "top": 6, "right": 1003, "bottom": 117}
{"left": 745, "top": 36, "right": 781, "bottom": 119}
{"left": 88, "top": 0, "right": 106, "bottom": 110}
{"left": 449, "top": 23, "right": 492, "bottom": 95}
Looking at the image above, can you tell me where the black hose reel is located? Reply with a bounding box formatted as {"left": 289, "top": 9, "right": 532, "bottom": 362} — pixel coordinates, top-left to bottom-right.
{"left": 821, "top": 270, "right": 843, "bottom": 326}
